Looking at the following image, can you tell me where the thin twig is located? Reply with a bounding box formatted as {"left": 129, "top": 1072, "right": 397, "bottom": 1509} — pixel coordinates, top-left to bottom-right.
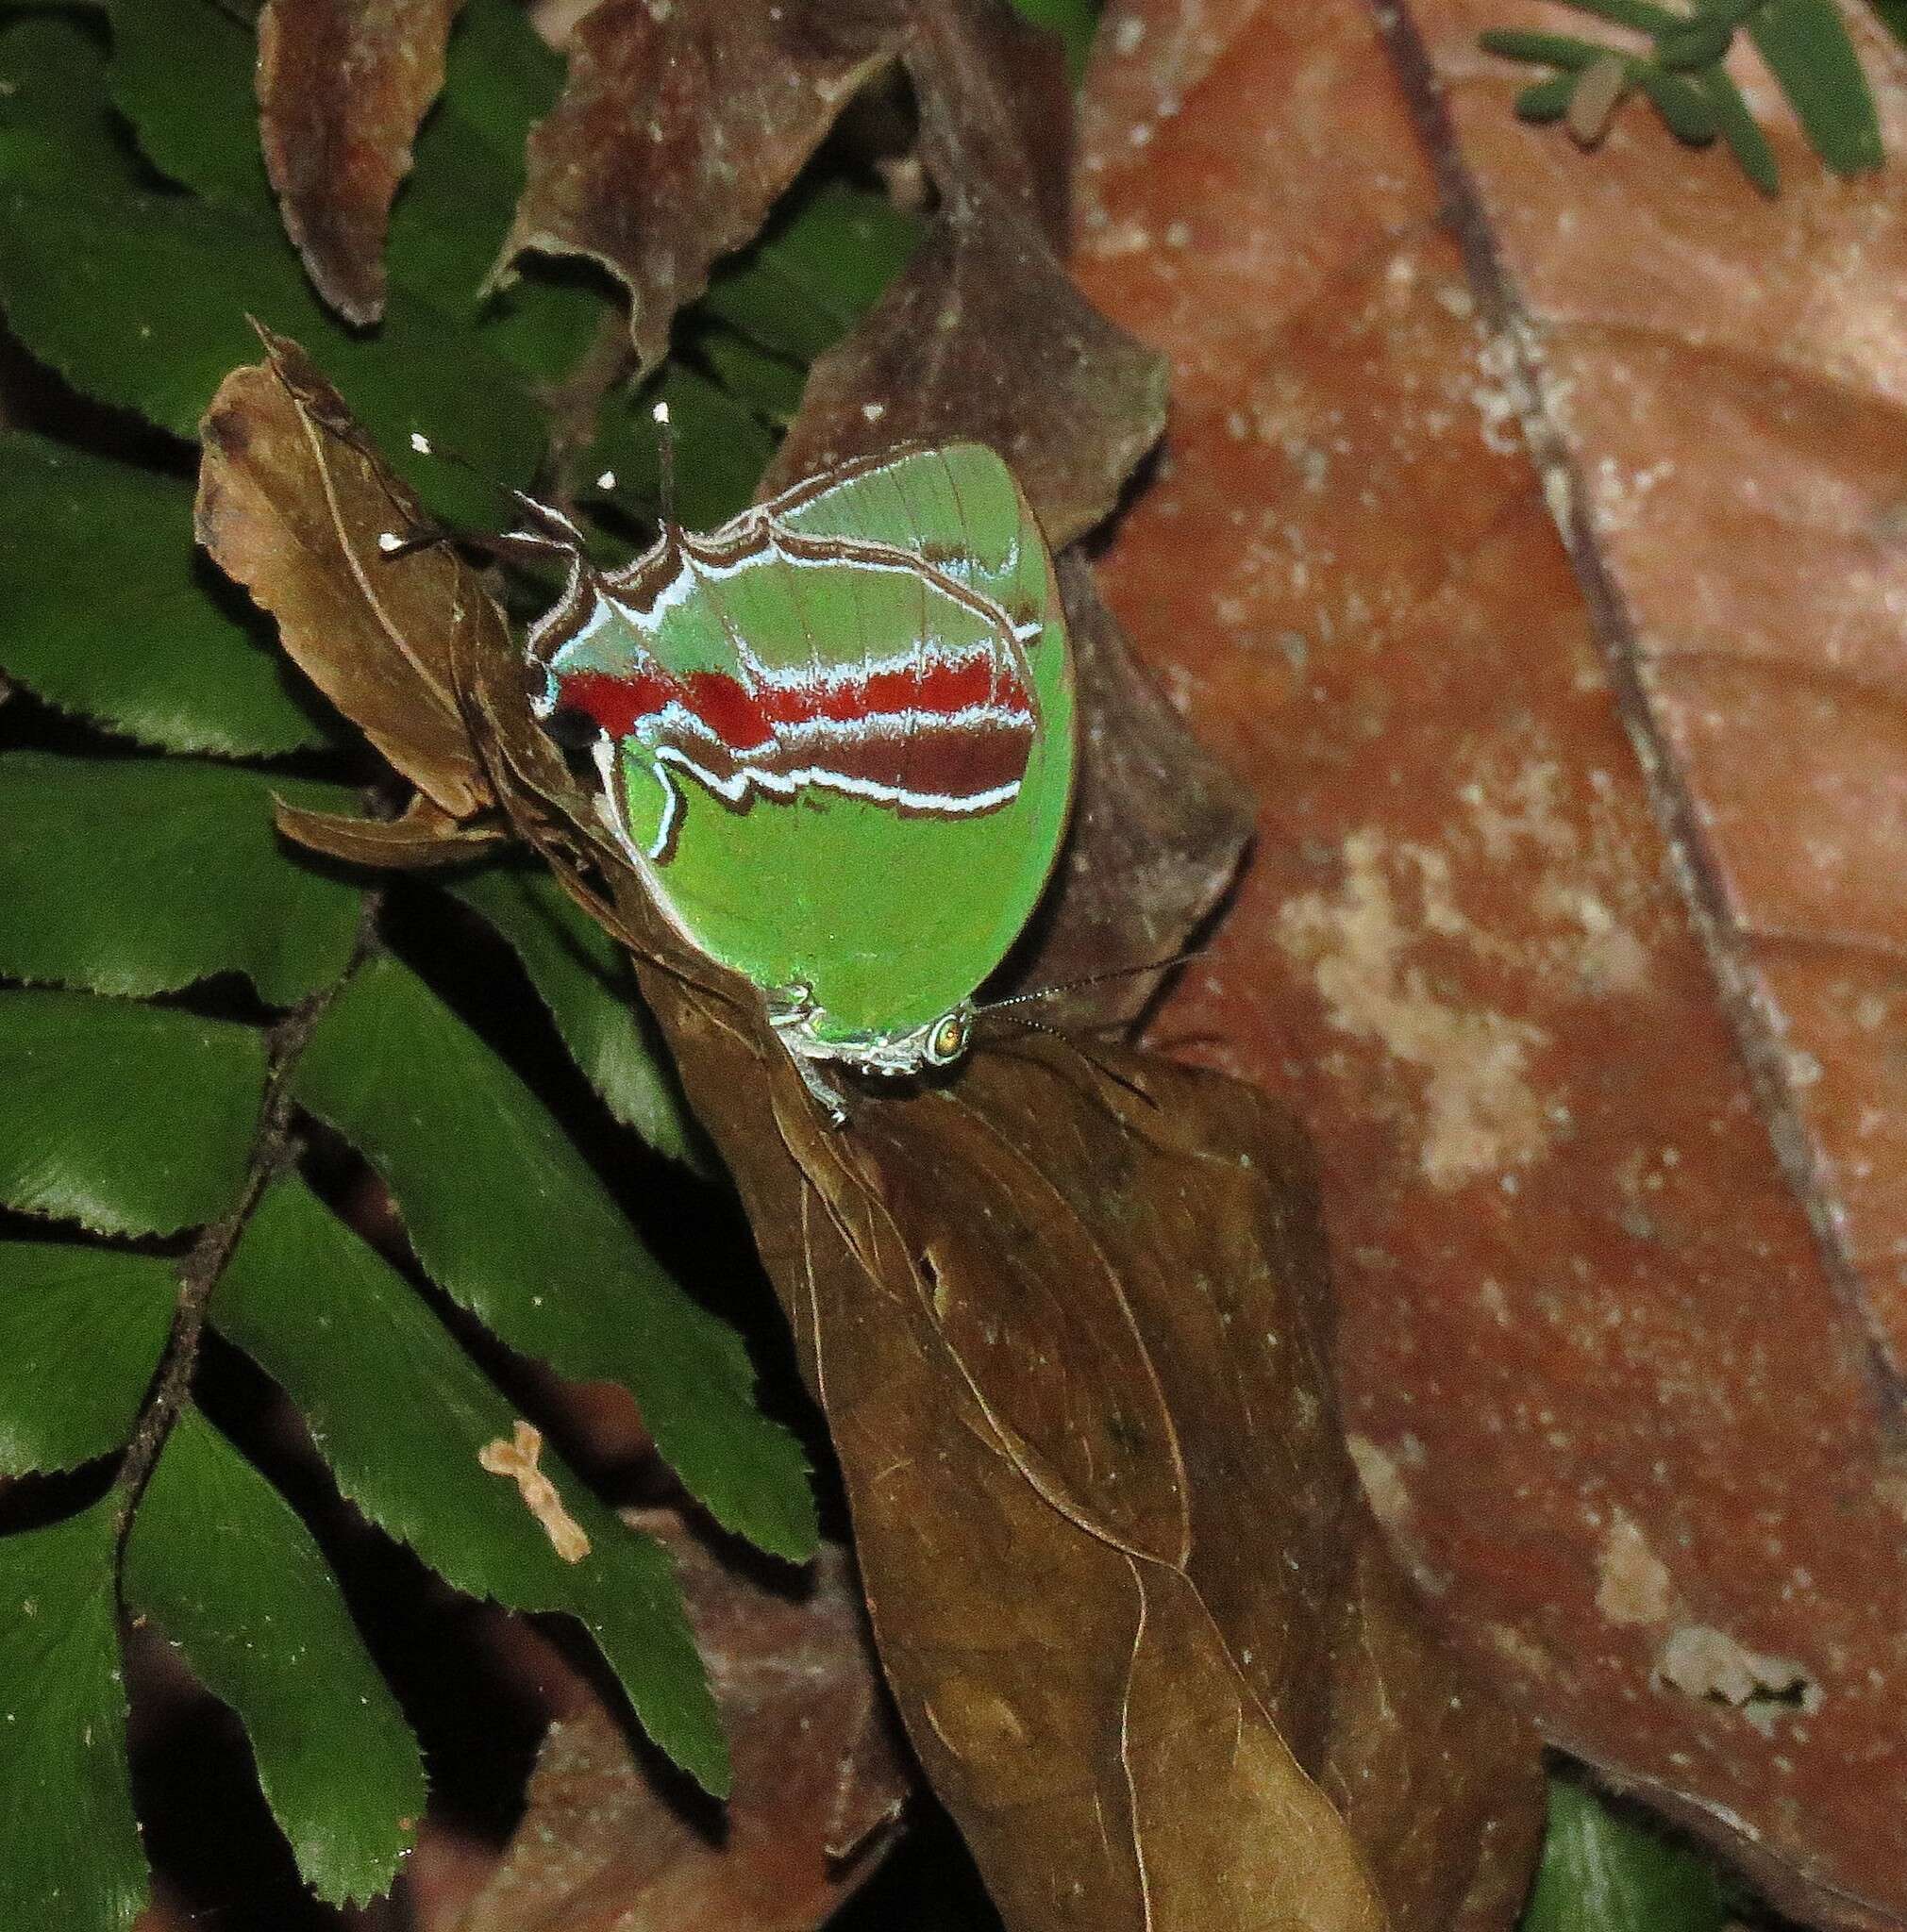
{"left": 111, "top": 891, "right": 385, "bottom": 1541}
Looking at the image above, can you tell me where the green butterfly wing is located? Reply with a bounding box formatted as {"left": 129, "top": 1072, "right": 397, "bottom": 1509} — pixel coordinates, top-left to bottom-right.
{"left": 600, "top": 444, "right": 1076, "bottom": 1045}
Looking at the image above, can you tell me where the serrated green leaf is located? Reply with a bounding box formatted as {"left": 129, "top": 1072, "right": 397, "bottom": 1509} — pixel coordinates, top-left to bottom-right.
{"left": 1654, "top": 17, "right": 1734, "bottom": 69}
{"left": 101, "top": 0, "right": 274, "bottom": 208}
{"left": 0, "top": 1502, "right": 147, "bottom": 1932}
{"left": 1558, "top": 0, "right": 1681, "bottom": 29}
{"left": 445, "top": 861, "right": 710, "bottom": 1170}
{"left": 591, "top": 362, "right": 777, "bottom": 532}
{"left": 0, "top": 432, "right": 330, "bottom": 756}
{"left": 0, "top": 13, "right": 123, "bottom": 175}
{"left": 1700, "top": 65, "right": 1780, "bottom": 193}
{"left": 123, "top": 1406, "right": 427, "bottom": 1906}
{"left": 1480, "top": 28, "right": 1614, "bottom": 68}
{"left": 1005, "top": 0, "right": 1098, "bottom": 86}
{"left": 434, "top": 0, "right": 567, "bottom": 168}
{"left": 0, "top": 755, "right": 362, "bottom": 1004}
{"left": 702, "top": 181, "right": 923, "bottom": 366}
{"left": 389, "top": 107, "right": 604, "bottom": 385}
{"left": 387, "top": 0, "right": 605, "bottom": 384}
{"left": 1517, "top": 73, "right": 1583, "bottom": 120}
{"left": 291, "top": 957, "right": 816, "bottom": 1561}
{"left": 0, "top": 1244, "right": 176, "bottom": 1474}
{"left": 1523, "top": 1776, "right": 1727, "bottom": 1932}
{"left": 1635, "top": 65, "right": 1720, "bottom": 142}
{"left": 1750, "top": 0, "right": 1883, "bottom": 173}
{"left": 0, "top": 991, "right": 266, "bottom": 1236}
{"left": 211, "top": 1177, "right": 728, "bottom": 1794}
{"left": 693, "top": 320, "right": 810, "bottom": 427}
{"left": 0, "top": 132, "right": 544, "bottom": 525}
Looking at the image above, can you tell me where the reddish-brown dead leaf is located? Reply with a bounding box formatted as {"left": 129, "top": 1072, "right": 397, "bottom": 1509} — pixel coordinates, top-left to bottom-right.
{"left": 492, "top": 0, "right": 898, "bottom": 371}
{"left": 193, "top": 328, "right": 495, "bottom": 818}
{"left": 258, "top": 0, "right": 461, "bottom": 325}
{"left": 1076, "top": 0, "right": 1907, "bottom": 1920}
{"left": 274, "top": 791, "right": 507, "bottom": 869}
{"left": 457, "top": 1514, "right": 909, "bottom": 1932}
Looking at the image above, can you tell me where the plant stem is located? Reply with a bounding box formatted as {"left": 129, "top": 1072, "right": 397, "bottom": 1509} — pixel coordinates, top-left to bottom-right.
{"left": 111, "top": 891, "right": 384, "bottom": 1542}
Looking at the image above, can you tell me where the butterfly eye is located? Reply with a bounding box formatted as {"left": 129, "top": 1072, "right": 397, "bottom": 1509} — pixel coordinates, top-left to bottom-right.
{"left": 928, "top": 1012, "right": 970, "bottom": 1066}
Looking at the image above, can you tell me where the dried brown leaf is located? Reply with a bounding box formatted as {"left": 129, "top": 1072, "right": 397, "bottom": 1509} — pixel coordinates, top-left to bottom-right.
{"left": 761, "top": 194, "right": 1167, "bottom": 549}
{"left": 193, "top": 326, "right": 495, "bottom": 818}
{"left": 492, "top": 0, "right": 898, "bottom": 370}
{"left": 459, "top": 1515, "right": 908, "bottom": 1932}
{"left": 1005, "top": 553, "right": 1252, "bottom": 1024}
{"left": 761, "top": 3, "right": 1168, "bottom": 547}
{"left": 274, "top": 791, "right": 507, "bottom": 869}
{"left": 258, "top": 0, "right": 461, "bottom": 325}
{"left": 1077, "top": 0, "right": 1907, "bottom": 1918}
{"left": 630, "top": 969, "right": 1545, "bottom": 1932}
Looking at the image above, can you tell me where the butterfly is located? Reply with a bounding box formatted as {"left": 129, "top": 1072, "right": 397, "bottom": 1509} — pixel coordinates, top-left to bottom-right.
{"left": 525, "top": 437, "right": 1077, "bottom": 1119}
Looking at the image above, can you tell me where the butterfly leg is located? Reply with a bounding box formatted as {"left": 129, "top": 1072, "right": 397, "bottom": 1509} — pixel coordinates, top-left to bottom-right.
{"left": 766, "top": 982, "right": 852, "bottom": 1125}
{"left": 788, "top": 1049, "right": 851, "bottom": 1127}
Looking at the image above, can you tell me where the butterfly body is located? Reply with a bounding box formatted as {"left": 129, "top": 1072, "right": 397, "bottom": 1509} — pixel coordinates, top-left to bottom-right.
{"left": 529, "top": 443, "right": 1075, "bottom": 1106}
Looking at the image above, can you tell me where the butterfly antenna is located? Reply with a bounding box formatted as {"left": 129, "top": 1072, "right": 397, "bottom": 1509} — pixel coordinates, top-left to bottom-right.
{"left": 653, "top": 398, "right": 678, "bottom": 534}
{"left": 374, "top": 522, "right": 451, "bottom": 561}
{"left": 992, "top": 1012, "right": 1161, "bottom": 1112}
{"left": 974, "top": 946, "right": 1204, "bottom": 1015}
{"left": 405, "top": 429, "right": 584, "bottom": 557}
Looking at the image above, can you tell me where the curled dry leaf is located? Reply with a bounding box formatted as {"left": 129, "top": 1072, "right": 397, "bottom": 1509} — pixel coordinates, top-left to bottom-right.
{"left": 503, "top": 0, "right": 1166, "bottom": 541}
{"left": 1008, "top": 553, "right": 1253, "bottom": 1027}
{"left": 1077, "top": 0, "right": 1907, "bottom": 1919}
{"left": 274, "top": 791, "right": 507, "bottom": 870}
{"left": 258, "top": 0, "right": 462, "bottom": 325}
{"left": 194, "top": 325, "right": 495, "bottom": 820}
{"left": 761, "top": 1, "right": 1169, "bottom": 548}
{"left": 492, "top": 0, "right": 898, "bottom": 371}
{"left": 457, "top": 1514, "right": 909, "bottom": 1932}
{"left": 761, "top": 191, "right": 1169, "bottom": 550}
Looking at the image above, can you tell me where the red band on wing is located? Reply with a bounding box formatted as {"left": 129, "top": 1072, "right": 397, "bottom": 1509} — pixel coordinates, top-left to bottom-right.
{"left": 555, "top": 652, "right": 1032, "bottom": 754}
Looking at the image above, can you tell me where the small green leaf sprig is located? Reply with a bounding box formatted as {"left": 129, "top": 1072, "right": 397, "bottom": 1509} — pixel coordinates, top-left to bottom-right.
{"left": 1482, "top": 0, "right": 1900, "bottom": 194}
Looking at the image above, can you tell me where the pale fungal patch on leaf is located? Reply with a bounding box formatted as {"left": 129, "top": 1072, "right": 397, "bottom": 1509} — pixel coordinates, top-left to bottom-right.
{"left": 1346, "top": 1433, "right": 1414, "bottom": 1532}
{"left": 1454, "top": 740, "right": 1655, "bottom": 999}
{"left": 478, "top": 1421, "right": 592, "bottom": 1564}
{"left": 1276, "top": 828, "right": 1556, "bottom": 1190}
{"left": 1487, "top": 1621, "right": 1557, "bottom": 1681}
{"left": 1347, "top": 1433, "right": 1449, "bottom": 1597}
{"left": 1595, "top": 1510, "right": 1676, "bottom": 1626}
{"left": 1652, "top": 1624, "right": 1822, "bottom": 1738}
